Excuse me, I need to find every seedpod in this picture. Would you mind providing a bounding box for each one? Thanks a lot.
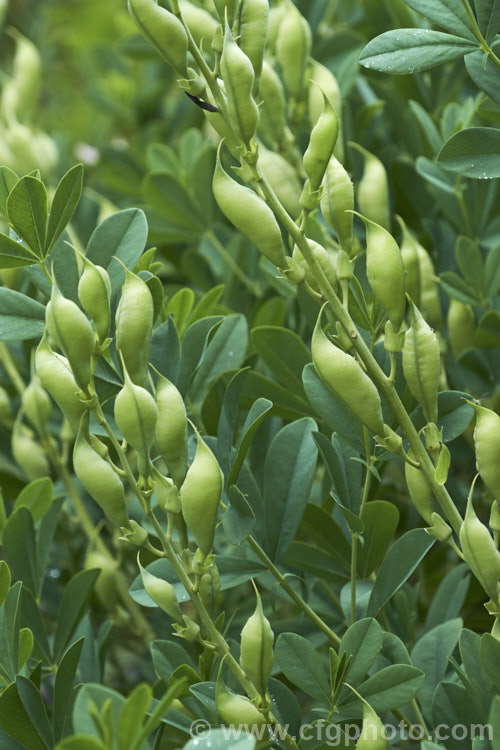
[240,585,274,698]
[216,666,267,726]
[35,333,87,432]
[128,0,188,76]
[472,404,500,502]
[460,484,500,604]
[155,373,188,487]
[138,554,182,621]
[115,266,154,387]
[403,300,440,425]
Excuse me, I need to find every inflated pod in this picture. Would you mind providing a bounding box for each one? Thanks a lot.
[267,1,286,54]
[308,60,343,162]
[85,551,119,611]
[178,0,218,46]
[78,256,111,344]
[138,556,182,621]
[220,23,259,145]
[9,31,41,119]
[258,148,301,219]
[179,431,223,559]
[236,0,269,94]
[73,431,129,528]
[114,363,158,478]
[257,61,287,147]
[275,0,311,98]
[216,673,267,726]
[292,239,337,293]
[128,0,188,76]
[35,333,87,432]
[460,493,500,603]
[473,404,500,502]
[22,376,51,435]
[352,143,390,231]
[214,0,238,25]
[240,588,274,698]
[320,157,354,256]
[357,214,406,332]
[416,244,443,329]
[405,455,434,524]
[311,309,385,435]
[115,267,154,387]
[156,374,188,487]
[303,93,338,192]
[402,301,440,424]
[12,422,50,481]
[356,701,388,750]
[396,216,421,304]
[448,299,475,360]
[213,146,286,268]
[199,563,220,617]
[46,283,95,390]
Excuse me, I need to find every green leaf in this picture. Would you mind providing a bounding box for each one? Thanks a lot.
[403,0,477,39]
[165,288,195,335]
[346,665,425,715]
[440,270,480,304]
[339,618,384,687]
[480,633,500,691]
[456,235,484,294]
[367,529,435,617]
[359,29,477,74]
[18,627,34,670]
[475,0,500,41]
[0,583,22,684]
[0,233,39,268]
[0,682,49,750]
[227,397,273,487]
[3,509,38,598]
[411,619,463,718]
[244,371,312,420]
[85,208,148,293]
[6,177,48,258]
[283,541,350,583]
[313,432,363,513]
[142,171,205,231]
[46,164,84,253]
[465,51,500,104]
[117,683,152,750]
[264,418,318,562]
[55,736,108,750]
[150,640,197,684]
[276,633,330,705]
[177,316,223,395]
[0,561,11,609]
[0,288,46,340]
[183,729,256,750]
[14,478,53,523]
[475,310,500,347]
[15,676,53,748]
[490,696,500,750]
[52,569,100,663]
[251,326,311,394]
[357,501,400,577]
[72,684,124,737]
[437,127,500,178]
[53,638,85,741]
[408,390,475,442]
[0,167,18,220]
[425,564,470,630]
[223,484,256,545]
[300,503,351,570]
[217,369,250,476]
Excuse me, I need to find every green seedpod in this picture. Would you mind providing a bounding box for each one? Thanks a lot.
[220,23,259,145]
[122,519,149,546]
[214,0,237,25]
[267,1,286,53]
[396,216,421,304]
[114,362,158,478]
[179,431,224,560]
[416,244,443,329]
[178,0,218,46]
[490,501,500,532]
[199,563,220,616]
[115,267,154,387]
[292,240,337,294]
[78,256,111,344]
[73,430,129,528]
[236,0,269,94]
[275,0,311,98]
[357,213,406,331]
[12,422,50,481]
[357,700,388,750]
[448,299,475,360]
[473,404,500,502]
[128,0,188,76]
[9,31,41,119]
[46,283,95,390]
[460,492,500,603]
[240,587,274,698]
[403,301,440,424]
[427,513,452,543]
[85,551,119,611]
[307,60,343,161]
[138,556,183,621]
[352,143,390,231]
[213,146,286,268]
[303,92,338,192]
[154,471,182,514]
[258,60,287,147]
[311,308,384,435]
[22,376,51,435]
[258,148,301,218]
[35,333,87,432]
[405,454,434,524]
[156,373,188,487]
[0,386,11,422]
[320,157,354,256]
[216,671,267,726]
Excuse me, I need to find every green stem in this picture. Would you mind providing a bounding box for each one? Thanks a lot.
[460,0,500,68]
[350,430,372,624]
[411,698,429,736]
[0,343,25,395]
[206,230,261,296]
[247,535,341,647]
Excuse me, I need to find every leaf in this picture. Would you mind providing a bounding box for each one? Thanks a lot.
[359,29,478,74]
[117,683,152,750]
[251,326,311,394]
[475,0,500,41]
[411,619,463,718]
[0,561,11,610]
[223,485,256,545]
[283,541,350,583]
[6,177,48,257]
[150,640,197,684]
[456,235,484,294]
[437,127,500,178]
[0,682,49,750]
[403,0,477,39]
[300,503,351,570]
[490,696,500,750]
[0,166,18,220]
[52,569,100,663]
[72,684,124,737]
[0,583,22,684]
[150,317,180,384]
[465,51,500,105]
[55,737,108,750]
[276,633,331,705]
[142,171,204,231]
[480,633,500,691]
[177,316,223,396]
[342,665,425,715]
[408,390,475,442]
[53,638,85,741]
[425,564,470,630]
[357,501,400,577]
[165,288,195,335]
[14,478,53,523]
[339,618,384,686]
[3,509,39,598]
[183,729,256,750]
[85,208,148,293]
[0,233,39,268]
[15,676,53,748]
[0,288,46,340]
[217,369,250,476]
[263,418,318,562]
[367,529,435,617]
[227,398,273,487]
[46,164,84,253]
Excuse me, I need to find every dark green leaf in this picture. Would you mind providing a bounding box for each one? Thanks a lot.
[0,167,18,220]
[3,509,38,597]
[217,369,250,476]
[465,51,500,104]
[14,478,53,523]
[7,177,48,257]
[403,0,477,39]
[283,541,350,583]
[53,638,85,741]
[0,233,38,268]
[480,633,500,691]
[0,682,49,750]
[251,326,311,394]
[408,390,475,441]
[411,619,462,717]
[343,665,425,716]
[437,127,500,178]
[52,569,100,662]
[177,316,223,396]
[227,398,273,487]
[475,0,500,41]
[223,485,256,545]
[300,503,351,570]
[276,633,330,705]
[15,676,53,748]
[0,288,46,340]
[339,618,384,687]
[142,172,204,231]
[357,501,400,577]
[46,164,84,253]
[150,317,180,384]
[0,583,22,684]
[425,564,470,630]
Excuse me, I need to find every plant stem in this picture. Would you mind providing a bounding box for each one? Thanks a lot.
[350,429,372,624]
[0,343,25,395]
[460,0,500,68]
[206,230,261,296]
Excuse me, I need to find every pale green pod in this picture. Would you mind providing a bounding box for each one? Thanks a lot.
[353,143,391,231]
[213,146,286,268]
[220,23,259,145]
[22,376,51,435]
[311,310,384,434]
[275,1,311,98]
[303,92,339,192]
[308,61,341,129]
[240,589,274,697]
[320,157,354,256]
[0,386,11,421]
[178,0,218,46]
[35,333,87,432]
[138,557,182,621]
[357,701,388,750]
[128,0,188,76]
[46,284,95,390]
[199,564,220,617]
[259,147,301,218]
[402,301,440,424]
[214,0,238,25]
[460,494,500,603]
[267,1,286,54]
[257,60,287,147]
[292,240,337,293]
[10,31,41,119]
[180,432,223,559]
[114,364,158,478]
[236,0,269,93]
[397,216,421,305]
[78,257,111,343]
[448,299,475,360]
[12,422,50,481]
[405,455,434,524]
[115,268,154,387]
[73,431,129,528]
[358,214,406,331]
[473,404,500,502]
[416,244,443,329]
[216,673,267,726]
[156,374,188,487]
